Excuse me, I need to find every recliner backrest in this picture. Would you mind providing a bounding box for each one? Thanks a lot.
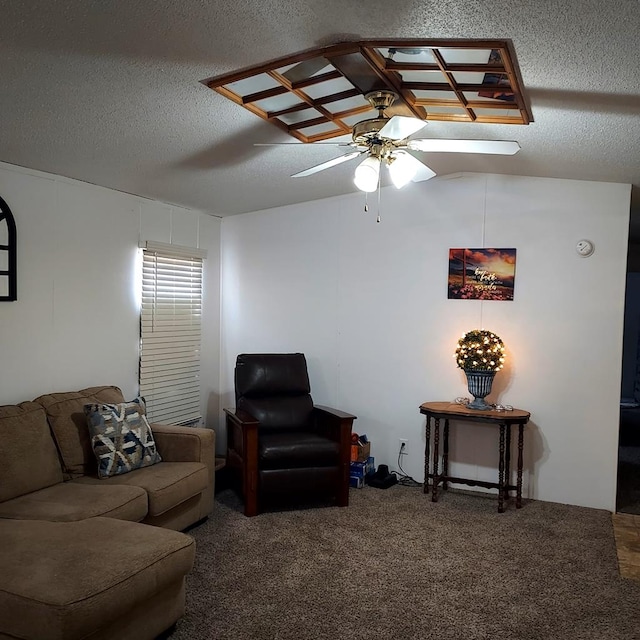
[235,353,313,431]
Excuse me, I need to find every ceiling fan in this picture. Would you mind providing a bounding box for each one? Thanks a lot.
[263,90,521,192]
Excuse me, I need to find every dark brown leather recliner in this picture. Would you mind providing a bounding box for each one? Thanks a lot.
[224,353,356,517]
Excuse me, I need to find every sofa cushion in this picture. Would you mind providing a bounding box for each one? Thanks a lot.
[73,461,208,517]
[0,517,195,640]
[0,402,63,502]
[0,481,147,522]
[84,397,162,478]
[33,386,125,478]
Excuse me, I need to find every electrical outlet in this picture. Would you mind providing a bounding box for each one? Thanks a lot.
[399,438,408,455]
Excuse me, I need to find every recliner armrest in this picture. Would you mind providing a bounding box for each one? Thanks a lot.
[314,405,357,421]
[223,407,259,427]
[312,405,356,448]
[224,408,259,457]
[223,407,260,516]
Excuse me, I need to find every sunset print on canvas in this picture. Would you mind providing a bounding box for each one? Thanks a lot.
[448,248,517,300]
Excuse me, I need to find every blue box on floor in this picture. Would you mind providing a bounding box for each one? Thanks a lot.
[350,457,375,480]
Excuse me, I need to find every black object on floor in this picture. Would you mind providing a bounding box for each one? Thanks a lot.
[366,464,398,489]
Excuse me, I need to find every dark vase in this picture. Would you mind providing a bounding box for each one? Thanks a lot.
[464,370,496,410]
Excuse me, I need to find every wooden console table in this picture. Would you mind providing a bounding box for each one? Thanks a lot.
[419,402,531,513]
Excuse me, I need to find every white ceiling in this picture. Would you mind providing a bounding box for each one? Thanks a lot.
[0,0,638,220]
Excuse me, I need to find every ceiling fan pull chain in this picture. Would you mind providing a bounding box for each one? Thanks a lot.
[364,192,369,213]
[376,170,382,223]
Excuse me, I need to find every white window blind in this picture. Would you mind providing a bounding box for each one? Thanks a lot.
[140,245,204,425]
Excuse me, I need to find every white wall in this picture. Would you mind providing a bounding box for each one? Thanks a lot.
[1,161,630,508]
[0,162,221,431]
[221,173,631,511]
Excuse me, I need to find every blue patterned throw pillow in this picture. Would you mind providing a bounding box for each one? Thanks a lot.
[84,397,162,478]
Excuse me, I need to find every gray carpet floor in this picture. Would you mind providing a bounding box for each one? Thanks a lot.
[170,486,640,640]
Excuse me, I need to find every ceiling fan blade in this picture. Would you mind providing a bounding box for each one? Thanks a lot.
[255,142,353,147]
[407,139,521,155]
[404,151,437,182]
[291,151,363,178]
[378,115,428,141]
[387,150,435,188]
[282,58,330,83]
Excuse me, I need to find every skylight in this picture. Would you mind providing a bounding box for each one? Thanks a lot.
[202,39,532,143]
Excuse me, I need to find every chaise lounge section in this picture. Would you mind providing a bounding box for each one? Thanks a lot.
[0,517,196,640]
[0,385,216,640]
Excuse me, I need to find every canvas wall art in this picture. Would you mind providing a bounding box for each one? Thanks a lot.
[448,248,517,301]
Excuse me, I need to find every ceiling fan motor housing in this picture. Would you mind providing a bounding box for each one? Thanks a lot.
[352,90,403,144]
[352,118,392,145]
[364,90,398,111]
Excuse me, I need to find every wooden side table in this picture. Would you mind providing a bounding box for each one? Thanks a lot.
[419,402,531,513]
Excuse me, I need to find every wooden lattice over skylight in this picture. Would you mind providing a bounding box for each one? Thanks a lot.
[202,39,533,143]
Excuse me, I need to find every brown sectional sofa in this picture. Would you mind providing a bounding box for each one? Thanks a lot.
[0,385,216,640]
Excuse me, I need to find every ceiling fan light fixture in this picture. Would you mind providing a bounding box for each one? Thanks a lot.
[354,156,381,192]
[388,151,418,189]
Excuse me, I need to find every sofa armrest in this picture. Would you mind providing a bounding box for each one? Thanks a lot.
[150,424,215,470]
[150,424,215,522]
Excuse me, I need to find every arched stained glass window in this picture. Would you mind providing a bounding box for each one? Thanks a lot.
[0,196,17,301]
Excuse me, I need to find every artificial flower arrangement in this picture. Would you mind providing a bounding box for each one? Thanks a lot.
[455,329,505,372]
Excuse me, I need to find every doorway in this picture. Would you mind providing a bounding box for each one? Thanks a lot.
[617,264,640,513]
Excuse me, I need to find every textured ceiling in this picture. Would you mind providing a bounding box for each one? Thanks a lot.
[0,0,638,219]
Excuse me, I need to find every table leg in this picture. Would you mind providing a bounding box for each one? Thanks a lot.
[431,418,440,503]
[517,424,524,508]
[504,423,512,501]
[442,419,450,490]
[424,417,431,493]
[498,423,506,513]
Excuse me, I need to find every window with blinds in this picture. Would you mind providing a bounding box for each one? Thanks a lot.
[140,242,206,425]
